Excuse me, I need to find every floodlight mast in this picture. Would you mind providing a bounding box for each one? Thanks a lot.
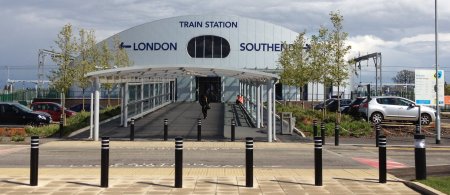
[350,52,382,95]
[37,49,62,97]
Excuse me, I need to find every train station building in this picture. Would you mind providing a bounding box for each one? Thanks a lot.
[86,15,350,141]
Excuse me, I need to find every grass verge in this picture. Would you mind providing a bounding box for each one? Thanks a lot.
[25,106,120,137]
[418,176,450,194]
[277,104,372,137]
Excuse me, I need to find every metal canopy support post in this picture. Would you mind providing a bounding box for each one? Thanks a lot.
[189,76,193,101]
[267,80,273,142]
[252,84,255,116]
[256,85,261,128]
[141,81,144,113]
[250,84,254,115]
[245,83,249,110]
[248,83,251,112]
[239,81,242,95]
[260,85,264,127]
[243,82,246,107]
[90,92,94,139]
[124,82,129,128]
[94,77,100,141]
[272,81,277,141]
[119,84,124,126]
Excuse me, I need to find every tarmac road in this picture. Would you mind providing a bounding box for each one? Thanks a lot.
[1,140,449,170]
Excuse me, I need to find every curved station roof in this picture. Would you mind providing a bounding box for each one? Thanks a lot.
[86,15,296,83]
[87,65,279,83]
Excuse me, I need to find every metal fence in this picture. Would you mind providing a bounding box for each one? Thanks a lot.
[0,89,119,103]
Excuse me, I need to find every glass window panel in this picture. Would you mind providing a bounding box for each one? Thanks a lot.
[204,36,213,58]
[213,36,222,58]
[187,38,196,57]
[188,35,230,58]
[195,37,203,58]
[222,37,230,58]
[144,84,149,98]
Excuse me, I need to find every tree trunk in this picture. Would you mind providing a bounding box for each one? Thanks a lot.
[337,84,341,124]
[82,88,85,112]
[107,88,111,107]
[311,83,315,110]
[323,82,327,119]
[61,91,66,126]
[300,86,304,109]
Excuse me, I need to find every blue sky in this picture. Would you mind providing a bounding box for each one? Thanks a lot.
[1,0,449,89]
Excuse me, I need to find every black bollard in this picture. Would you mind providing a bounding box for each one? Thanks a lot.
[231,119,236,142]
[175,137,183,188]
[379,135,387,183]
[30,136,39,186]
[313,119,318,137]
[197,118,202,141]
[320,122,326,145]
[59,117,64,138]
[414,134,427,180]
[314,136,322,186]
[130,118,135,141]
[415,123,420,134]
[375,123,381,147]
[164,118,168,141]
[101,137,109,188]
[246,137,254,187]
[335,123,340,146]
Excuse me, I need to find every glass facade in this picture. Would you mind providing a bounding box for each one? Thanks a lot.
[187,35,230,58]
[127,81,172,117]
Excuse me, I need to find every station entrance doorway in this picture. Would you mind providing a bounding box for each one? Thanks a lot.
[197,77,221,102]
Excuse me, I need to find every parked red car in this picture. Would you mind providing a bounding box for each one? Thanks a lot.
[31,102,76,121]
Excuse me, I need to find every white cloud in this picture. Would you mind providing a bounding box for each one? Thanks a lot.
[400,33,450,44]
[1,0,450,87]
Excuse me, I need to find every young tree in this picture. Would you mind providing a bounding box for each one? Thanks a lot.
[75,29,98,110]
[279,32,310,107]
[49,23,78,122]
[98,41,114,106]
[327,11,352,122]
[111,35,132,105]
[308,26,331,111]
[113,35,132,68]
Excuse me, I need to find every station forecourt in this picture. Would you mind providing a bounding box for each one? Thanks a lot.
[84,15,352,142]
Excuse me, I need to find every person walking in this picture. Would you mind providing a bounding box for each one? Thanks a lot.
[199,94,209,119]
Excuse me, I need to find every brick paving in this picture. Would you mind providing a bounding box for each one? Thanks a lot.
[0,168,421,194]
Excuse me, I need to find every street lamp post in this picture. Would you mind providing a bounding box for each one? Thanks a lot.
[435,0,441,144]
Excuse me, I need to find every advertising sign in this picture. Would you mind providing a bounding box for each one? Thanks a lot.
[415,69,444,105]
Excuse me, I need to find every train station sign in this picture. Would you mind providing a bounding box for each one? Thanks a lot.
[414,69,444,105]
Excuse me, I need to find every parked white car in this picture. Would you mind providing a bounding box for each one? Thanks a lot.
[358,96,436,125]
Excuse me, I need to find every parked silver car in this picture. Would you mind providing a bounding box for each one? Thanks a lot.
[359,96,436,125]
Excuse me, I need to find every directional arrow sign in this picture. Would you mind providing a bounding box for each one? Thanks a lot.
[120,42,131,49]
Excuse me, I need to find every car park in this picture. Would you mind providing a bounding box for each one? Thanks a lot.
[314,98,351,112]
[327,99,352,112]
[314,99,335,110]
[0,102,52,126]
[31,102,76,121]
[69,103,105,112]
[358,96,436,125]
[343,97,366,117]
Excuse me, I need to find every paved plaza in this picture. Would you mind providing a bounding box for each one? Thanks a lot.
[0,168,422,195]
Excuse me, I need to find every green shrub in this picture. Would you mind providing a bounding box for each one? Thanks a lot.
[11,134,25,142]
[25,106,120,137]
[278,104,372,137]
